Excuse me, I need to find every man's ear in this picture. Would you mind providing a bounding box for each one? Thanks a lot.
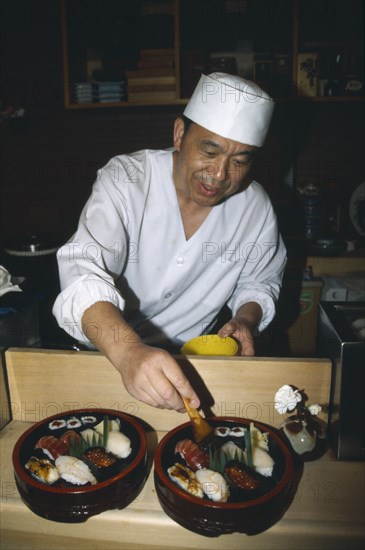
[173,117,185,151]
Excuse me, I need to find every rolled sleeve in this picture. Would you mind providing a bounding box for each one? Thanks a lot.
[52,275,125,343]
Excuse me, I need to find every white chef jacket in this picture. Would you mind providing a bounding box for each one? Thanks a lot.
[53,149,286,347]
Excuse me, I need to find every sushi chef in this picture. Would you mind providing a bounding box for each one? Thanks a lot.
[53,73,286,412]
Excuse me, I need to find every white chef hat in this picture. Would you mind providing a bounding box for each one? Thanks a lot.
[183,73,275,147]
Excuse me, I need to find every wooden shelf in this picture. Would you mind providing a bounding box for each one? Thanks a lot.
[61,0,364,109]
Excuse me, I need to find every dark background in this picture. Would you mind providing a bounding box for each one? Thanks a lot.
[0,0,364,351]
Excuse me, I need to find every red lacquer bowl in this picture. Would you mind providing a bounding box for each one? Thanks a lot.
[154,417,294,537]
[13,408,148,523]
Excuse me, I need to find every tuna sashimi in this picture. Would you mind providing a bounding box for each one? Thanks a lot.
[175,439,209,471]
[35,435,69,460]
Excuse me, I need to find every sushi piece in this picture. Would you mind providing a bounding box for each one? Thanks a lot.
[81,415,97,425]
[214,426,230,437]
[83,447,118,480]
[168,463,203,498]
[195,468,229,502]
[83,447,116,468]
[229,426,245,437]
[225,461,261,490]
[35,435,69,460]
[59,430,81,446]
[25,456,60,484]
[252,446,274,477]
[106,430,131,459]
[66,416,82,429]
[55,455,97,485]
[49,419,66,431]
[175,439,209,471]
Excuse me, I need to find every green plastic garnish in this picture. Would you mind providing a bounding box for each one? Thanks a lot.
[68,415,109,458]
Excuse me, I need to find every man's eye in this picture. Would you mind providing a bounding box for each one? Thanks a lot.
[203,150,216,157]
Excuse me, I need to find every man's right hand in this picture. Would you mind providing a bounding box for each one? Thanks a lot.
[81,301,200,412]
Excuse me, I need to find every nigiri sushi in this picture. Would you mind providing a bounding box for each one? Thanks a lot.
[106,430,131,459]
[55,455,97,485]
[59,430,81,446]
[175,439,209,471]
[252,446,274,477]
[195,468,229,502]
[168,463,203,498]
[25,456,60,484]
[35,435,69,460]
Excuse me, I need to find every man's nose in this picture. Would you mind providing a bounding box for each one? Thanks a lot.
[206,158,228,182]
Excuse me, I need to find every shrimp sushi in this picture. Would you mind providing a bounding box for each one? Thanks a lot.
[175,439,209,471]
[55,455,97,485]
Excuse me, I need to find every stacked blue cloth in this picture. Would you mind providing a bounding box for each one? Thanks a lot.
[97,81,127,102]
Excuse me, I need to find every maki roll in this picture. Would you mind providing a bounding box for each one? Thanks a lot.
[66,416,82,429]
[48,419,67,431]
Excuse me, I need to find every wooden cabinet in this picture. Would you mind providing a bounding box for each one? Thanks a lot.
[61,0,364,109]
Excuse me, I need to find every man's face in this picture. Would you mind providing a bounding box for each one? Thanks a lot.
[173,118,257,208]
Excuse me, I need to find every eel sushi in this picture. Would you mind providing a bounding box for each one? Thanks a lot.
[25,456,60,484]
[175,439,209,471]
[55,455,97,485]
[168,463,203,498]
[35,435,69,460]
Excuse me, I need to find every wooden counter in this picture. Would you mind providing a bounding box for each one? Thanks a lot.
[1,349,364,549]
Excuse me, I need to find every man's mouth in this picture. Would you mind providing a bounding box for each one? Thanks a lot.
[198,180,221,196]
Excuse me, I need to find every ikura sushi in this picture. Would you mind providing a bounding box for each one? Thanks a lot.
[25,456,60,484]
[35,435,69,460]
[82,447,118,480]
[168,463,203,498]
[224,461,261,491]
[175,439,209,471]
[55,455,97,485]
